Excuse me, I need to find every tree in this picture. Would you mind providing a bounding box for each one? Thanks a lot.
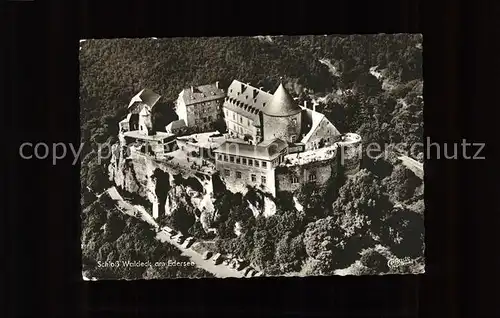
[302,216,345,274]
[332,169,393,237]
[169,206,196,234]
[359,249,390,274]
[384,164,422,202]
[274,232,306,273]
[251,230,275,269]
[382,207,425,259]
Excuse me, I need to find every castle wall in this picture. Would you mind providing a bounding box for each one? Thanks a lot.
[275,156,338,194]
[224,108,258,141]
[215,158,275,196]
[337,133,362,175]
[263,112,301,142]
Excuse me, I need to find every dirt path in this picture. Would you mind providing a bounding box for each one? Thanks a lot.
[156,230,246,278]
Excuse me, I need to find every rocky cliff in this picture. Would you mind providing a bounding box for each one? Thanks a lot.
[108,142,278,234]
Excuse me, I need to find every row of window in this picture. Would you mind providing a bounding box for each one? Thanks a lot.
[289,174,316,184]
[225,109,253,127]
[228,122,251,136]
[224,169,267,184]
[217,154,268,168]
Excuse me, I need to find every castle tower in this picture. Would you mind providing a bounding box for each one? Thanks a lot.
[262,83,302,143]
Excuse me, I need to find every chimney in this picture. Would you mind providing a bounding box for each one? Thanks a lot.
[304,100,308,108]
[216,81,220,89]
[259,86,264,91]
[190,86,194,93]
[313,103,316,112]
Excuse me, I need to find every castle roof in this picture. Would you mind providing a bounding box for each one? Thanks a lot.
[128,88,161,111]
[262,83,302,117]
[214,138,287,161]
[300,107,340,144]
[223,80,273,126]
[180,83,225,106]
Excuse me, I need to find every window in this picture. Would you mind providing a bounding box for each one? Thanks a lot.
[309,173,317,182]
[236,171,242,179]
[248,159,253,166]
[230,89,233,93]
[218,154,222,160]
[242,158,247,165]
[292,118,297,125]
[233,113,235,120]
[224,169,230,176]
[291,176,299,184]
[262,161,267,168]
[224,155,228,162]
[239,117,242,123]
[254,160,259,167]
[251,174,256,182]
[235,157,240,164]
[261,176,266,184]
[230,156,234,163]
[291,135,297,143]
[247,119,250,126]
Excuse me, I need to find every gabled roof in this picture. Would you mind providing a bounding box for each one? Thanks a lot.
[180,83,225,106]
[128,88,161,109]
[262,83,301,117]
[166,119,186,131]
[213,138,287,161]
[300,107,341,144]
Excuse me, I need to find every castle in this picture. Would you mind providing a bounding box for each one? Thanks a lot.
[117,80,362,215]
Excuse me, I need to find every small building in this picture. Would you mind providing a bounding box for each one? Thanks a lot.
[165,119,186,134]
[119,88,162,136]
[300,107,341,151]
[175,82,225,130]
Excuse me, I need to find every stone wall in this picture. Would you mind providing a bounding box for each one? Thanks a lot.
[263,112,302,142]
[275,156,338,194]
[215,159,275,196]
[337,133,363,175]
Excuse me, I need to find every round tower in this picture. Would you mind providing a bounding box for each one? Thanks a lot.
[262,83,302,143]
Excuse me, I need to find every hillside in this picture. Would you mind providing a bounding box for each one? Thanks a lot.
[80,34,425,278]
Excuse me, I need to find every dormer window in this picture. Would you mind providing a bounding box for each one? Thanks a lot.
[263,102,266,107]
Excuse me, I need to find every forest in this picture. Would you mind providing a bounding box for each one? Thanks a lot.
[80,34,424,277]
